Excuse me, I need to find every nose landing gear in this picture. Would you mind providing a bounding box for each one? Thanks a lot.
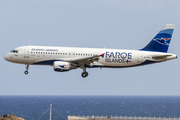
[24,64,29,75]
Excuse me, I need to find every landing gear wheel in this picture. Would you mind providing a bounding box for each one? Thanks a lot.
[24,70,28,75]
[85,72,88,76]
[81,72,88,78]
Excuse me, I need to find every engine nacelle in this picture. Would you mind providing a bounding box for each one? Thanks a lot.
[53,61,71,72]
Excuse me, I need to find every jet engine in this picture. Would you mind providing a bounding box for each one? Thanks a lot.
[53,61,71,72]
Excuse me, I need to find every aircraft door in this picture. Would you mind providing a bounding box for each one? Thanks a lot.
[137,52,143,62]
[24,47,29,58]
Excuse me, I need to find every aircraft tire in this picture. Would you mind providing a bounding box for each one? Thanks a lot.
[24,71,28,75]
[85,72,88,76]
[81,72,88,78]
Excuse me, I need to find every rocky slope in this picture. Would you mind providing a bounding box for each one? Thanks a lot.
[0,114,25,120]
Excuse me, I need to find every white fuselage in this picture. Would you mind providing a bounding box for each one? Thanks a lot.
[4,24,177,78]
[4,46,177,68]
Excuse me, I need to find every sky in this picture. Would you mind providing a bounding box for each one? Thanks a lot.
[0,0,180,96]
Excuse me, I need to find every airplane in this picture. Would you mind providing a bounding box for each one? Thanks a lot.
[4,24,177,78]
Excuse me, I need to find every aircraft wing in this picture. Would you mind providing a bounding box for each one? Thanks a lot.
[66,53,105,65]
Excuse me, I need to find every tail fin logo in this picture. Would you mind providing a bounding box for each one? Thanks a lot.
[153,38,170,45]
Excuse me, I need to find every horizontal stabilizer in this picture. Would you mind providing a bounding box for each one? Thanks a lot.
[152,55,172,60]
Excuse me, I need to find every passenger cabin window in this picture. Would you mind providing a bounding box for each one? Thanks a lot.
[10,50,18,53]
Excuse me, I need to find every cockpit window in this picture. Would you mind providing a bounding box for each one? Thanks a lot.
[10,50,18,53]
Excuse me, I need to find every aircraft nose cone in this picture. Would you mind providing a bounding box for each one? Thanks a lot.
[4,54,10,61]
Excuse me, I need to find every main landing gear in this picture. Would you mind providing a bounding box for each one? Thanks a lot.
[24,64,29,75]
[80,65,88,78]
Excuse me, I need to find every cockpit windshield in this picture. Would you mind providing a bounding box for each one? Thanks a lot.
[10,50,18,53]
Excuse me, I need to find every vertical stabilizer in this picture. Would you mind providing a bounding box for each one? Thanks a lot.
[141,24,175,53]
